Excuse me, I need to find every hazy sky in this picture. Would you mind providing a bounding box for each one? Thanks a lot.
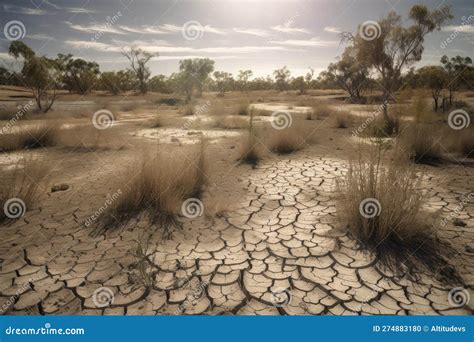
[0,0,473,78]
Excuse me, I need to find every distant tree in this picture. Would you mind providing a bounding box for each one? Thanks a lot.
[8,41,60,113]
[320,47,369,102]
[441,55,473,105]
[342,5,452,132]
[148,74,173,93]
[213,71,233,95]
[273,66,291,92]
[237,70,253,92]
[100,70,136,95]
[176,58,215,101]
[122,46,157,94]
[63,58,100,94]
[417,66,447,110]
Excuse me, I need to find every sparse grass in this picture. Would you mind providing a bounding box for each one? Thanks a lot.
[444,127,474,158]
[234,100,250,116]
[238,110,262,166]
[0,157,49,222]
[398,123,444,165]
[334,111,351,128]
[336,143,462,285]
[0,122,59,152]
[102,137,207,236]
[180,104,195,116]
[211,115,248,129]
[119,102,138,112]
[266,122,307,154]
[56,124,116,151]
[312,103,333,119]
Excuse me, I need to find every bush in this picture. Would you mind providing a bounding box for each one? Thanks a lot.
[211,116,248,129]
[102,137,207,236]
[336,144,462,285]
[266,122,307,154]
[180,104,195,116]
[156,98,181,106]
[0,157,48,222]
[335,111,351,128]
[398,123,444,165]
[238,110,262,166]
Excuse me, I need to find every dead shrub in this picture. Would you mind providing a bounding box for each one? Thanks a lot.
[211,115,248,129]
[336,143,462,285]
[334,111,351,128]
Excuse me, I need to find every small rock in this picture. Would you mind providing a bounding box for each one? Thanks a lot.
[51,184,69,193]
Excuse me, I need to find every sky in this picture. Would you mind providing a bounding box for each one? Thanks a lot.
[0,0,473,78]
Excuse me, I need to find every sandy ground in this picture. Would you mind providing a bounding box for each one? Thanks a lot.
[0,90,472,315]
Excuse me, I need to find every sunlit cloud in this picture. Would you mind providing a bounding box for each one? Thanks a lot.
[66,22,126,35]
[324,26,342,34]
[119,25,170,34]
[442,24,474,33]
[271,25,309,34]
[233,28,269,37]
[2,4,50,15]
[271,37,338,47]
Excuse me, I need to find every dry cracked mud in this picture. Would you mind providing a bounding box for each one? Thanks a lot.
[1,143,472,316]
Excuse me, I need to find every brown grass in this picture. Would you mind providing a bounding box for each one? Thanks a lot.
[336,143,462,285]
[398,123,444,165]
[334,111,351,128]
[0,157,49,222]
[312,103,333,119]
[180,104,195,116]
[55,124,117,151]
[211,115,248,129]
[0,122,59,152]
[102,137,207,235]
[238,110,263,166]
[266,121,307,154]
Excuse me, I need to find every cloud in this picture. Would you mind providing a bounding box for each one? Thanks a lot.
[119,26,170,34]
[233,28,269,37]
[442,24,474,33]
[271,37,338,47]
[66,22,126,35]
[27,33,54,41]
[161,24,226,35]
[271,25,309,34]
[66,7,98,14]
[2,4,49,15]
[324,26,342,34]
[64,40,295,54]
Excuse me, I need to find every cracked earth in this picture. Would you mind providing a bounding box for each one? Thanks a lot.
[0,105,473,316]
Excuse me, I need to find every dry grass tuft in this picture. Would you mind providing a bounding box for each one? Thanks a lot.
[398,123,444,165]
[312,103,333,119]
[266,122,307,154]
[0,122,60,153]
[102,137,207,236]
[238,110,263,166]
[180,104,195,116]
[334,111,351,128]
[211,115,248,129]
[336,143,462,285]
[56,124,117,151]
[0,157,49,222]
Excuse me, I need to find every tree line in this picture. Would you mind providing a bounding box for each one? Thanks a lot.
[0,4,472,120]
